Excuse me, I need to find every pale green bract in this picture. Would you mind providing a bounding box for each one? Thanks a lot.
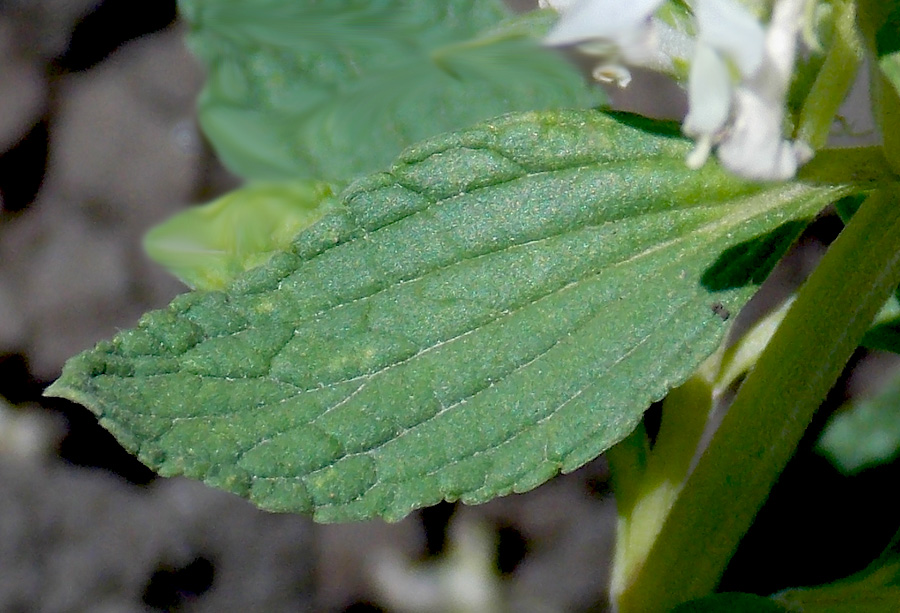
[179,0,604,182]
[47,110,851,522]
[143,181,337,291]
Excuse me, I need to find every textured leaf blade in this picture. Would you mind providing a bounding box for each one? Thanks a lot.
[48,110,851,522]
[178,0,603,181]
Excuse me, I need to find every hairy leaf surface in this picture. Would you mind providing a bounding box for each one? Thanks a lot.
[178,0,603,182]
[48,111,851,521]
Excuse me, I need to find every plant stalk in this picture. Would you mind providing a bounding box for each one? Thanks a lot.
[796,0,863,149]
[614,185,900,612]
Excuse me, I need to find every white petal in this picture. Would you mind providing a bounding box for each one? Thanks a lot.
[683,43,732,138]
[716,88,811,180]
[686,134,715,169]
[693,0,766,77]
[715,0,810,180]
[762,0,807,90]
[654,21,695,68]
[545,0,665,47]
[538,0,577,11]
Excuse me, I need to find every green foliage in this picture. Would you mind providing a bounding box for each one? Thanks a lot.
[670,593,787,613]
[862,0,900,172]
[144,181,337,290]
[47,110,847,522]
[179,0,603,182]
[817,367,900,474]
[773,543,900,612]
[862,316,900,354]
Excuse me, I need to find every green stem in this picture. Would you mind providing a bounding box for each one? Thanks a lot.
[607,422,650,518]
[714,297,793,393]
[857,0,900,175]
[615,185,900,613]
[609,356,718,602]
[796,0,863,149]
[610,300,790,605]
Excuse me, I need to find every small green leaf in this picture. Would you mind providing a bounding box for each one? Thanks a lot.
[774,544,900,612]
[670,593,787,613]
[144,181,337,290]
[863,0,900,172]
[47,110,853,522]
[862,317,900,354]
[179,0,603,182]
[817,366,900,474]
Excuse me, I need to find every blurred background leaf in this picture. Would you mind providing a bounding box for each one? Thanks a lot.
[178,0,604,182]
[817,365,900,475]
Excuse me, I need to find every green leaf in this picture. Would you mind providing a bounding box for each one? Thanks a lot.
[178,0,603,182]
[670,593,787,613]
[46,110,853,522]
[144,180,337,290]
[861,0,900,172]
[774,544,900,612]
[817,366,900,474]
[862,316,900,354]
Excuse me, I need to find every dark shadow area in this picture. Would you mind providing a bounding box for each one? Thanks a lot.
[722,453,900,595]
[143,556,215,611]
[604,110,684,140]
[52,0,178,74]
[46,395,157,485]
[720,356,900,595]
[0,353,44,404]
[875,3,900,56]
[643,400,664,445]
[2,350,156,484]
[701,220,810,292]
[496,523,529,575]
[584,471,612,500]
[0,117,49,214]
[420,500,458,558]
[861,319,900,354]
[342,603,387,613]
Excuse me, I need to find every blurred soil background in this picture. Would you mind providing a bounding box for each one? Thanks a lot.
[0,1,899,612]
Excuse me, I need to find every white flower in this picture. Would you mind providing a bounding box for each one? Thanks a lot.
[682,0,766,169]
[544,0,668,87]
[544,0,813,181]
[715,0,814,180]
[538,0,578,11]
